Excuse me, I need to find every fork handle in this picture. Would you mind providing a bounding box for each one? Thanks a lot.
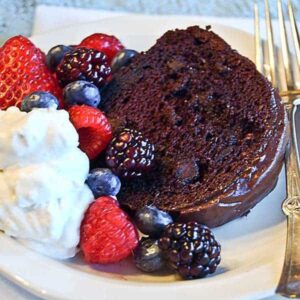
[276,212,300,298]
[276,103,300,298]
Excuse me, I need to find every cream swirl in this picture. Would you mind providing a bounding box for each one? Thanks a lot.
[0,107,94,259]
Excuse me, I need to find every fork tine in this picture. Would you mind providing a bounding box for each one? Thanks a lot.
[288,0,300,70]
[254,3,263,74]
[278,0,293,89]
[265,0,277,87]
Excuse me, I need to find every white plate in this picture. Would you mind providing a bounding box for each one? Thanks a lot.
[0,15,287,300]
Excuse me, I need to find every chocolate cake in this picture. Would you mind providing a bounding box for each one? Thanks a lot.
[101,26,288,227]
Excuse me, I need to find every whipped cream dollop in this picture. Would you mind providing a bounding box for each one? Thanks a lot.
[0,107,94,259]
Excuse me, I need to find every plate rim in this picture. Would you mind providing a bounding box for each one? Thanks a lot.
[0,15,284,300]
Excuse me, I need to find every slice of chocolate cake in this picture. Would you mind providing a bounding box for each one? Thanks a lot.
[101,26,288,227]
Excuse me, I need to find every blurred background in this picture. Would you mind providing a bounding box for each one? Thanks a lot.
[1,0,299,43]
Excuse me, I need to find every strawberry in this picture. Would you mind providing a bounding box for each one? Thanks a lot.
[79,33,124,64]
[80,196,138,264]
[0,36,62,109]
[69,105,112,160]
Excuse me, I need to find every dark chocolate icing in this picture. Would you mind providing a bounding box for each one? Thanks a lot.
[101,26,288,227]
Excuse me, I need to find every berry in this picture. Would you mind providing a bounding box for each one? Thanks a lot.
[111,49,138,73]
[158,222,221,280]
[80,196,138,264]
[175,158,200,184]
[0,36,62,110]
[56,47,111,88]
[79,33,124,64]
[21,91,59,112]
[134,205,173,237]
[86,168,121,197]
[63,80,101,108]
[133,237,165,273]
[46,45,73,72]
[69,105,112,160]
[105,128,155,179]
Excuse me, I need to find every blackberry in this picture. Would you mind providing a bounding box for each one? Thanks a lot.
[158,222,221,280]
[105,128,155,179]
[56,47,111,88]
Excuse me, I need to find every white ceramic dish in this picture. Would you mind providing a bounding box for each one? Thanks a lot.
[0,15,287,300]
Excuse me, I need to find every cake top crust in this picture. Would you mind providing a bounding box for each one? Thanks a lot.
[101,26,286,213]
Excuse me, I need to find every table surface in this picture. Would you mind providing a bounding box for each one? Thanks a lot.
[1,0,300,43]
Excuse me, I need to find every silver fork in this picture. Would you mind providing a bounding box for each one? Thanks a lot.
[255,0,300,298]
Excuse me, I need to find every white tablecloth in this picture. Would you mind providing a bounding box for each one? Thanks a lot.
[0,5,286,300]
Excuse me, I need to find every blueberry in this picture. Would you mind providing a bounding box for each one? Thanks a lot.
[21,91,59,112]
[111,49,138,73]
[134,237,165,272]
[46,45,73,72]
[63,80,101,107]
[134,205,173,237]
[86,168,121,197]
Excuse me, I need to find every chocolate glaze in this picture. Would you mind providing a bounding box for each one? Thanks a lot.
[177,104,288,227]
[101,26,288,227]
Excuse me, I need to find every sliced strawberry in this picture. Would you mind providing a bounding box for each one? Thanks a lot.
[0,36,62,109]
[69,105,112,159]
[80,196,138,264]
[79,33,124,64]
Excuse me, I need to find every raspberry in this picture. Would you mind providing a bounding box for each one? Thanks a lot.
[105,128,155,179]
[158,222,221,280]
[0,36,62,110]
[79,33,124,64]
[56,47,111,88]
[80,196,138,264]
[69,105,112,160]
